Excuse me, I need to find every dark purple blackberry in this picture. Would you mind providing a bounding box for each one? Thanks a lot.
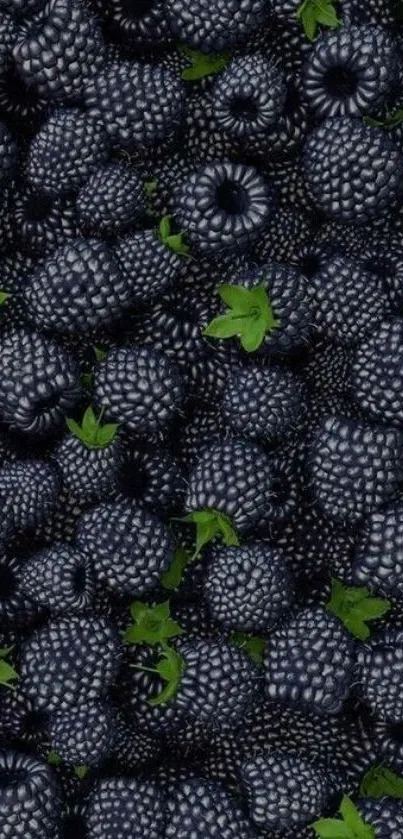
[204,542,294,633]
[108,713,162,773]
[264,606,356,715]
[0,750,62,839]
[302,25,400,119]
[254,206,313,265]
[185,439,277,533]
[13,0,105,103]
[0,11,17,76]
[47,700,116,767]
[0,459,60,533]
[26,109,111,198]
[166,0,268,53]
[99,0,171,48]
[93,346,184,436]
[165,778,255,839]
[243,80,311,161]
[342,0,396,25]
[19,615,122,712]
[315,220,369,259]
[173,160,274,255]
[85,778,166,839]
[369,716,403,773]
[351,320,403,426]
[117,443,184,514]
[76,163,145,237]
[0,63,50,133]
[359,240,403,306]
[357,628,403,723]
[0,553,40,628]
[31,486,92,547]
[211,54,286,139]
[264,152,317,213]
[11,187,77,256]
[25,238,132,335]
[178,404,228,470]
[20,543,94,614]
[357,799,403,838]
[308,416,403,525]
[309,255,391,345]
[76,500,174,597]
[0,121,17,186]
[303,117,403,224]
[241,751,335,832]
[0,251,36,331]
[113,228,184,306]
[221,364,303,443]
[352,502,403,599]
[142,152,194,217]
[53,420,123,503]
[181,90,241,165]
[84,61,184,152]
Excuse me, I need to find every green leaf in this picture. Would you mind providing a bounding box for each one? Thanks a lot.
[0,646,13,658]
[80,372,93,391]
[0,292,10,305]
[0,647,18,689]
[66,406,118,449]
[162,546,192,590]
[204,312,245,340]
[204,284,279,353]
[144,179,158,196]
[165,233,190,257]
[178,44,231,81]
[217,283,257,311]
[313,796,375,839]
[312,820,354,838]
[74,765,89,780]
[239,317,268,353]
[124,600,185,646]
[82,405,97,438]
[231,631,266,667]
[177,509,239,560]
[93,346,107,363]
[159,215,171,241]
[296,0,341,41]
[47,751,62,767]
[360,765,403,799]
[364,108,403,129]
[340,797,369,835]
[96,424,119,447]
[326,578,390,640]
[148,645,184,706]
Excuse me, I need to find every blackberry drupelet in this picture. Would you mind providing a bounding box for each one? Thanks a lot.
[47,700,116,767]
[356,799,403,839]
[211,54,287,139]
[0,750,62,839]
[164,778,256,839]
[20,543,94,613]
[76,163,145,238]
[166,0,269,53]
[85,778,166,839]
[351,319,403,426]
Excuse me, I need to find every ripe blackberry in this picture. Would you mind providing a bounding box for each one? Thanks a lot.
[211,54,287,139]
[0,554,40,628]
[85,61,184,152]
[352,502,403,598]
[20,543,94,613]
[0,750,62,839]
[308,416,403,524]
[13,0,105,103]
[48,700,116,767]
[302,25,400,119]
[11,187,77,256]
[76,500,174,597]
[359,240,403,306]
[166,0,268,53]
[85,778,166,839]
[204,542,294,633]
[303,117,403,224]
[0,458,60,532]
[244,81,310,162]
[0,0,46,14]
[351,319,403,426]
[0,121,18,186]
[76,163,145,238]
[264,606,356,715]
[0,11,17,76]
[113,229,184,307]
[98,0,171,48]
[117,443,184,514]
[173,160,274,255]
[165,778,256,839]
[181,90,241,165]
[93,346,184,436]
[108,712,162,773]
[25,238,132,335]
[19,614,122,712]
[254,206,313,265]
[178,404,228,470]
[221,364,303,443]
[53,424,123,503]
[357,799,403,838]
[26,109,111,198]
[341,0,396,25]
[0,63,50,134]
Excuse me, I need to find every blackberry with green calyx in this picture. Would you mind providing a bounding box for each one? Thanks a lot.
[113,221,186,307]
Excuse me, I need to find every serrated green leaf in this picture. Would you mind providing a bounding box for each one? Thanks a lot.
[148,645,184,706]
[327,578,390,640]
[82,405,97,438]
[204,313,244,340]
[124,600,184,646]
[74,765,89,780]
[217,283,256,312]
[47,750,62,766]
[159,215,171,241]
[96,424,119,447]
[0,292,10,305]
[0,659,18,687]
[360,765,403,799]
[93,346,107,363]
[340,797,368,835]
[66,416,84,439]
[297,0,341,41]
[162,547,191,590]
[301,5,319,39]
[178,45,230,81]
[176,509,239,560]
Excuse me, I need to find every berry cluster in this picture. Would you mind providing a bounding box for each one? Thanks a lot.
[1,0,403,837]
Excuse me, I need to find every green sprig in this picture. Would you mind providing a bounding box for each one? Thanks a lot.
[326,578,390,641]
[312,795,375,839]
[230,631,266,667]
[0,647,18,690]
[296,0,341,41]
[175,509,239,560]
[158,215,190,257]
[134,643,184,707]
[204,284,279,352]
[66,406,118,450]
[360,765,403,799]
[178,44,231,81]
[124,600,185,646]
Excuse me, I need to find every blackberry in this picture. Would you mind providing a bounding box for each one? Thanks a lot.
[47,700,116,767]
[0,0,46,14]
[173,160,274,255]
[0,121,18,186]
[76,500,174,597]
[211,54,287,139]
[108,713,162,773]
[166,0,269,53]
[341,0,396,25]
[264,152,317,213]
[178,404,227,470]
[0,11,17,77]
[357,799,403,839]
[254,206,313,265]
[0,63,50,134]
[308,416,403,524]
[113,228,184,307]
[85,778,166,839]
[25,238,132,335]
[240,751,335,832]
[98,0,171,48]
[19,614,122,712]
[0,553,40,628]
[359,240,403,306]
[204,542,294,633]
[117,443,184,514]
[165,778,256,839]
[351,319,403,426]
[245,81,310,162]
[221,364,304,443]
[264,606,356,715]
[302,25,400,119]
[11,188,77,256]
[93,346,184,436]
[53,419,123,503]
[181,90,241,165]
[84,61,184,152]
[76,163,145,238]
[20,543,94,613]
[26,109,111,198]
[352,501,403,598]
[0,459,60,532]
[303,117,403,224]
[0,750,62,839]
[357,629,403,723]
[13,0,105,103]
[185,438,277,532]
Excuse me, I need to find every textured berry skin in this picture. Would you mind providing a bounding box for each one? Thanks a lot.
[357,799,403,839]
[165,779,256,839]
[0,750,62,839]
[20,543,94,613]
[308,416,403,524]
[352,502,403,598]
[303,118,403,224]
[302,25,400,119]
[0,0,46,13]
[351,320,403,426]
[76,163,145,237]
[26,109,111,198]
[13,0,105,103]
[53,431,123,503]
[118,444,184,514]
[254,206,312,265]
[48,700,116,766]
[310,255,390,345]
[85,778,166,839]
[212,55,286,139]
[241,751,333,832]
[0,121,17,186]
[264,607,356,715]
[94,347,184,436]
[11,189,77,256]
[113,230,183,306]
[85,61,184,152]
[0,554,40,627]
[357,629,403,723]
[76,500,174,597]
[19,615,122,712]
[25,238,131,334]
[98,0,171,48]
[221,364,303,443]
[185,439,277,532]
[0,459,60,532]
[204,542,294,633]
[166,0,268,53]
[173,161,274,255]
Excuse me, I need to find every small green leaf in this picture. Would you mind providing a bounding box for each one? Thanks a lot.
[47,751,62,767]
[297,0,341,41]
[148,645,184,706]
[177,509,239,560]
[165,233,190,257]
[204,284,279,353]
[124,600,185,646]
[0,647,18,689]
[204,312,245,341]
[0,292,10,305]
[93,346,107,363]
[239,317,268,353]
[82,405,97,438]
[327,578,390,640]
[80,372,93,391]
[144,179,158,196]
[66,406,118,449]
[74,765,89,780]
[360,765,403,799]
[159,215,171,241]
[162,547,192,590]
[178,44,231,81]
[364,109,403,129]
[340,797,369,835]
[217,283,256,311]
[231,631,266,667]
[312,796,375,839]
